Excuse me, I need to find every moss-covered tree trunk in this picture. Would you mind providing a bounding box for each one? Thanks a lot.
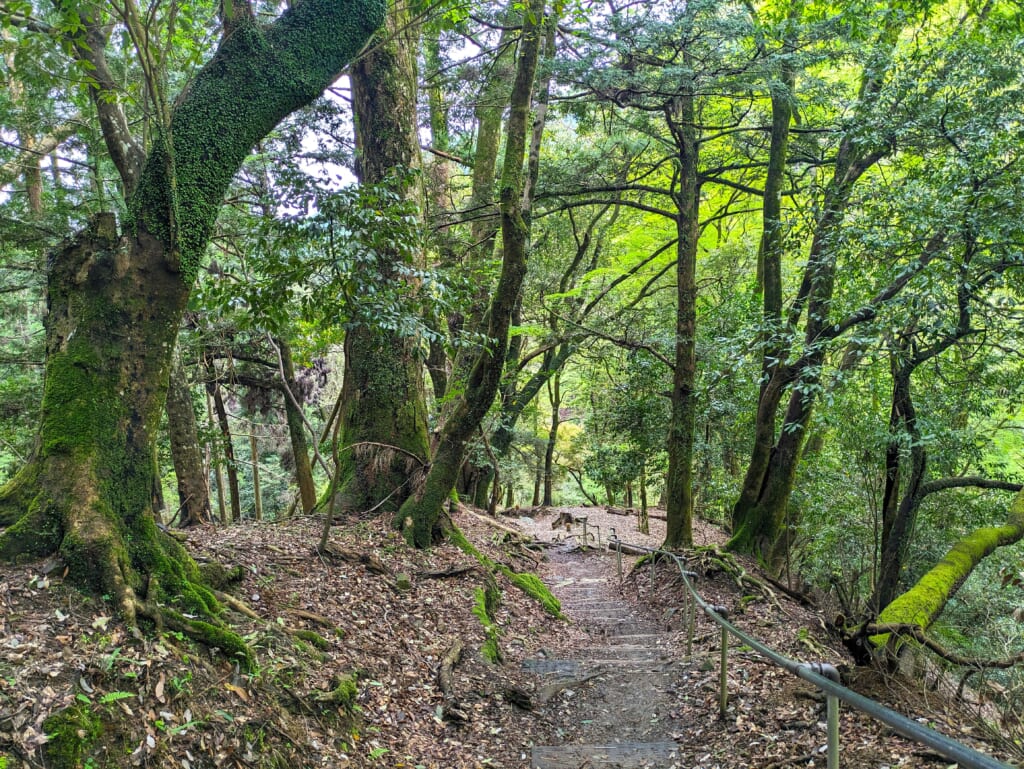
[876,488,1024,635]
[0,0,384,621]
[663,81,699,551]
[729,22,899,566]
[335,0,431,516]
[395,0,547,546]
[166,350,212,526]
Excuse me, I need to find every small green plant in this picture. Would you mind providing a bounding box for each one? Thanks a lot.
[98,691,135,705]
[170,671,192,695]
[368,746,390,760]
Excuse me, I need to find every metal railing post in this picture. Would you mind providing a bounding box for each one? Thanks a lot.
[582,517,588,547]
[687,595,695,657]
[827,692,839,769]
[615,537,622,582]
[710,605,730,719]
[650,552,656,597]
[798,663,841,769]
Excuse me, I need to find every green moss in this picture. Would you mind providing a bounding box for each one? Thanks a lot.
[161,609,254,670]
[503,570,563,618]
[42,704,103,769]
[198,562,245,590]
[294,630,330,650]
[320,673,359,713]
[448,525,563,618]
[472,586,502,664]
[873,514,1022,647]
[0,501,56,562]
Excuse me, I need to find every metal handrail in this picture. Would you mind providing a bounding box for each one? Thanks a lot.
[604,535,1013,769]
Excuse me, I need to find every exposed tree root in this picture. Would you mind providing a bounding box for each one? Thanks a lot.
[692,545,784,612]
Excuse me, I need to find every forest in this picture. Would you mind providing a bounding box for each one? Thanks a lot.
[1,0,1024,765]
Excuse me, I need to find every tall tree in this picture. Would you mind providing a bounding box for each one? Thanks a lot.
[336,0,432,516]
[396,0,548,546]
[0,0,384,630]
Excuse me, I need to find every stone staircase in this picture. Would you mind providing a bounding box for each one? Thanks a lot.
[523,548,686,768]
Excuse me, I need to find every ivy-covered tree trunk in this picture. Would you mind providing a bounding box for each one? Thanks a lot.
[663,83,699,551]
[395,0,546,546]
[336,0,431,516]
[0,0,384,623]
[166,350,212,526]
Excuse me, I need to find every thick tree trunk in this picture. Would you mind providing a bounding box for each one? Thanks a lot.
[663,84,699,550]
[395,0,546,546]
[166,350,212,526]
[0,215,208,620]
[337,0,431,516]
[0,0,384,625]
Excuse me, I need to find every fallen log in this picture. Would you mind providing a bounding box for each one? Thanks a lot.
[604,506,668,522]
[605,539,650,556]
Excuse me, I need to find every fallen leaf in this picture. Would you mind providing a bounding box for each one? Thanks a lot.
[224,683,249,702]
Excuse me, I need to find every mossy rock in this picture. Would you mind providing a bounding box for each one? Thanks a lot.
[42,704,103,769]
[197,561,245,590]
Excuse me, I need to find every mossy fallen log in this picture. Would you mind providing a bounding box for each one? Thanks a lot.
[873,488,1024,646]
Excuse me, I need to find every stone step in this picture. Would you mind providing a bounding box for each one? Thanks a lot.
[551,578,610,588]
[531,741,679,768]
[580,622,659,637]
[522,658,581,677]
[567,607,633,619]
[578,645,671,658]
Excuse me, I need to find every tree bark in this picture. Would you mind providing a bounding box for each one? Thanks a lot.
[278,340,317,513]
[663,80,699,550]
[337,0,432,516]
[542,371,561,507]
[205,362,242,522]
[729,18,902,566]
[166,350,212,526]
[395,0,547,546]
[0,0,384,624]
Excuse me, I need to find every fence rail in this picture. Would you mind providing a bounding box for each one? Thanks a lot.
[598,533,1013,769]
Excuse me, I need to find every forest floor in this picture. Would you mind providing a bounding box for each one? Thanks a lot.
[0,505,1017,768]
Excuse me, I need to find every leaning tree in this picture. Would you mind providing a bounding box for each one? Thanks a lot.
[0,0,384,631]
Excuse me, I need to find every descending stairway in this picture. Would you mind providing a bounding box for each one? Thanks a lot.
[524,545,686,769]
